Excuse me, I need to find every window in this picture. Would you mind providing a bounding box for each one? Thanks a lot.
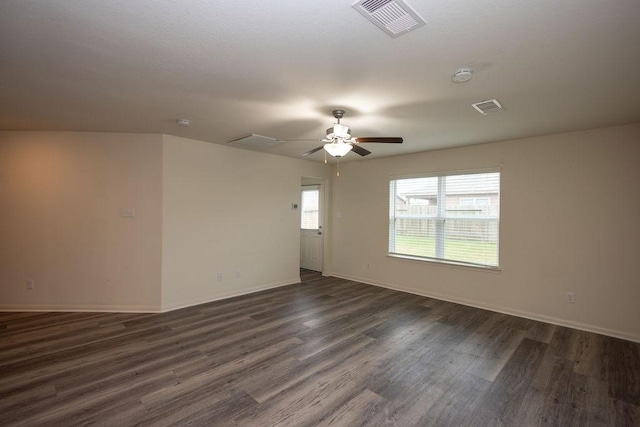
[301,187,320,229]
[389,170,500,268]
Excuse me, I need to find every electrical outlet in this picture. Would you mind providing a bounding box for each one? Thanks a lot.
[26,279,35,290]
[217,272,224,282]
[566,292,576,304]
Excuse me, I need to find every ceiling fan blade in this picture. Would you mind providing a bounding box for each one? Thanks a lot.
[354,137,403,144]
[350,144,372,156]
[301,146,324,156]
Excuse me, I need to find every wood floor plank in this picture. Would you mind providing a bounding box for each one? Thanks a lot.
[435,301,491,330]
[612,398,640,427]
[233,358,371,426]
[139,388,258,427]
[71,399,150,427]
[142,314,258,347]
[317,389,390,427]
[5,371,178,426]
[373,350,480,425]
[418,371,492,426]
[537,355,575,425]
[0,383,57,415]
[190,330,304,376]
[582,376,617,426]
[0,322,127,365]
[559,373,617,427]
[574,331,610,381]
[54,348,204,394]
[196,315,310,357]
[513,349,559,425]
[1,271,638,426]
[550,326,584,361]
[0,325,171,381]
[462,322,528,382]
[606,336,640,406]
[469,338,548,426]
[289,316,386,361]
[237,333,376,404]
[526,321,558,344]
[361,303,437,339]
[168,337,303,392]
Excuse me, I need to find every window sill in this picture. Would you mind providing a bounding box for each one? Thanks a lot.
[387,253,501,273]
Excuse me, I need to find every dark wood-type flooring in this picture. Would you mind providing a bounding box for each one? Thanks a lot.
[1,271,639,426]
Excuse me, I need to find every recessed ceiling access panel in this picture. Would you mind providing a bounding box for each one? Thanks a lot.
[226,134,281,150]
[352,0,425,38]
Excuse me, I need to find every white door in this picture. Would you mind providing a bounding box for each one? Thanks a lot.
[300,185,324,272]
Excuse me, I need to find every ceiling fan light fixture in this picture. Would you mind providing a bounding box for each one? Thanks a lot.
[323,142,353,157]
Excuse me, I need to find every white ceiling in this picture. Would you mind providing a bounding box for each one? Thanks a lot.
[1,0,640,162]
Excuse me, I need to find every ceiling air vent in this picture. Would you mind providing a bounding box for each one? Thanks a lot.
[227,134,281,150]
[352,0,426,38]
[471,99,505,115]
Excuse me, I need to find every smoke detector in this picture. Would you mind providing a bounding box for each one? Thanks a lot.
[452,68,473,83]
[177,119,191,127]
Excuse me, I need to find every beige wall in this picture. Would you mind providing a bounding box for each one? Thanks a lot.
[0,132,163,311]
[2,126,638,342]
[0,131,330,312]
[327,124,640,342]
[160,135,330,310]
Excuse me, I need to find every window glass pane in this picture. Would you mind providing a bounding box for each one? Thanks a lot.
[389,171,500,268]
[393,218,436,258]
[443,219,499,266]
[301,189,319,229]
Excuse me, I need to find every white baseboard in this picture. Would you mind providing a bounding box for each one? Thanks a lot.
[0,304,161,313]
[330,272,640,344]
[5,273,635,344]
[0,278,303,314]
[160,277,302,312]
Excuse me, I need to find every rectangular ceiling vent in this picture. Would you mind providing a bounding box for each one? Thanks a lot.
[352,0,426,38]
[226,134,281,150]
[471,99,505,115]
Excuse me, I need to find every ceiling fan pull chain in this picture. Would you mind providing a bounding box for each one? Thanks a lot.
[337,158,340,177]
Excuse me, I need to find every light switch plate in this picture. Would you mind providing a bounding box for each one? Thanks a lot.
[121,208,136,218]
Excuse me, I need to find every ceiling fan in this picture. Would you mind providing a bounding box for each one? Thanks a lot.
[301,109,403,158]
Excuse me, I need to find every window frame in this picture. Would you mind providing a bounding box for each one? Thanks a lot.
[388,168,501,270]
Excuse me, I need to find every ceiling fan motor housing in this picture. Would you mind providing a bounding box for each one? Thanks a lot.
[326,123,352,140]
